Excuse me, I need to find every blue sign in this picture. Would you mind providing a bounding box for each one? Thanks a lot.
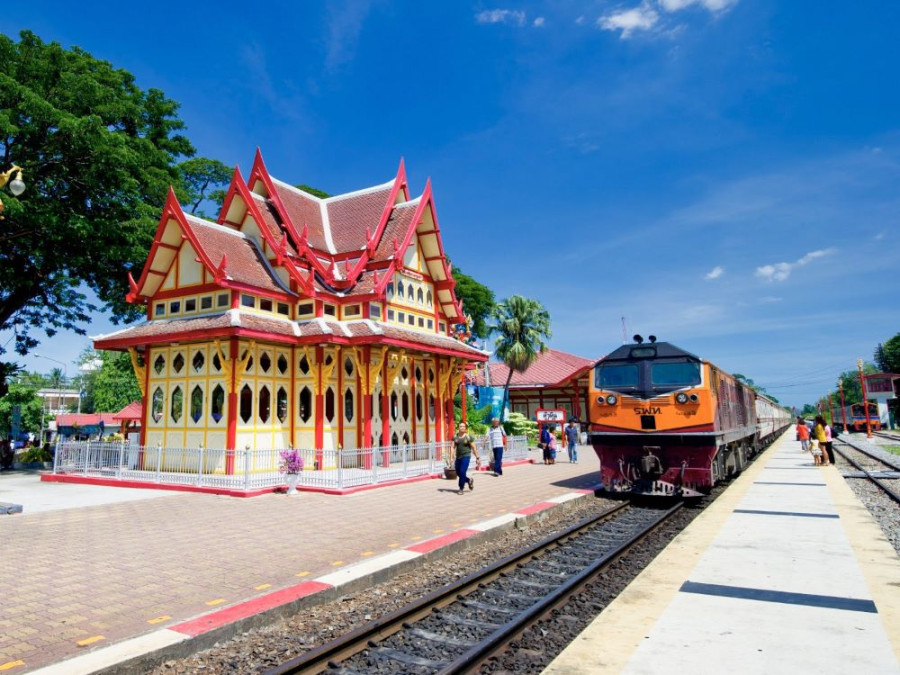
[476,387,509,420]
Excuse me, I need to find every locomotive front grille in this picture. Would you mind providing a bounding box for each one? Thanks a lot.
[640,415,657,430]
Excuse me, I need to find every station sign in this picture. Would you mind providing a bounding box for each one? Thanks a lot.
[535,408,566,424]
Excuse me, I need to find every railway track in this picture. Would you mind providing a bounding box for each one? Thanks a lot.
[265,502,682,675]
[834,435,900,506]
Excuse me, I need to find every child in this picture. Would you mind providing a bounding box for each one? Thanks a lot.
[810,439,823,466]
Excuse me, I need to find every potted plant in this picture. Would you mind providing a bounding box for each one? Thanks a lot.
[279,449,304,495]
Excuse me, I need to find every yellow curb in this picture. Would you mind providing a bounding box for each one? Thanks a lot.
[147,616,170,625]
[76,635,105,647]
[204,599,225,607]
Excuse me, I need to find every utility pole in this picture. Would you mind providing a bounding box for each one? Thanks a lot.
[858,359,872,439]
[838,381,848,433]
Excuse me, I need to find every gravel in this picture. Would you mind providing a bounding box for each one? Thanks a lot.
[834,434,900,556]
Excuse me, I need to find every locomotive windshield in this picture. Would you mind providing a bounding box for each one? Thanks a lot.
[596,364,639,388]
[651,361,701,386]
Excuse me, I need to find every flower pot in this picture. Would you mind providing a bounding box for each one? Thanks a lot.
[443,466,457,480]
[285,473,300,495]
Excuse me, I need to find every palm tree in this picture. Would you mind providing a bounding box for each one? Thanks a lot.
[490,295,552,421]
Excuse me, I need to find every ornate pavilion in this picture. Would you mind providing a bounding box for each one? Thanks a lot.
[94,151,487,455]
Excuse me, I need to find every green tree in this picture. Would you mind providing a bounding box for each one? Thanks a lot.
[295,184,330,199]
[178,157,232,217]
[874,343,889,372]
[880,333,900,373]
[452,266,496,339]
[90,351,140,413]
[836,362,879,407]
[0,31,220,394]
[800,403,818,418]
[0,379,44,438]
[490,295,552,422]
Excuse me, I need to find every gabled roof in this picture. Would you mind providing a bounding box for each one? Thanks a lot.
[113,401,143,422]
[55,413,119,428]
[472,349,600,388]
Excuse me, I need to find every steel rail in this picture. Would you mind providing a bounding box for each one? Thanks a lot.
[265,501,634,675]
[834,437,900,506]
[435,502,683,674]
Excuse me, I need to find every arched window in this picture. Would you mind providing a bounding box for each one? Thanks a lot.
[277,387,288,423]
[397,283,404,298]
[402,392,410,420]
[345,388,354,422]
[259,386,271,423]
[386,282,394,298]
[407,283,414,299]
[171,386,183,423]
[299,386,312,422]
[426,290,433,307]
[417,288,424,304]
[391,432,399,446]
[416,393,423,421]
[240,385,253,423]
[391,392,399,421]
[190,386,203,423]
[429,394,435,422]
[211,385,225,423]
[402,431,410,445]
[325,388,336,422]
[151,387,164,423]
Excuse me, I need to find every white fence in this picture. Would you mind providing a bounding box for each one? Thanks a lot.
[52,436,531,493]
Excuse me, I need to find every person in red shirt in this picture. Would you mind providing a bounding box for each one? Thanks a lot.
[796,417,810,452]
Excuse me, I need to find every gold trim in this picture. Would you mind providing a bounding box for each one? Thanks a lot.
[128,348,146,397]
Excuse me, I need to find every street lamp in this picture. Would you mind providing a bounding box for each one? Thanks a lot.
[0,165,26,218]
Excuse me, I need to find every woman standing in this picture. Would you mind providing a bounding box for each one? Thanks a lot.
[452,422,480,495]
[813,416,829,466]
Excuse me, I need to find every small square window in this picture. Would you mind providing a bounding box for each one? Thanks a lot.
[387,309,395,321]
[169,300,181,314]
[241,294,255,308]
[418,317,425,327]
[260,298,273,312]
[408,314,415,325]
[324,304,336,317]
[369,303,382,319]
[344,304,360,317]
[185,298,197,312]
[297,302,315,316]
[154,303,165,317]
[427,319,434,329]
[439,322,446,333]
[217,293,230,308]
[200,296,213,310]
[277,302,289,316]
[398,311,405,322]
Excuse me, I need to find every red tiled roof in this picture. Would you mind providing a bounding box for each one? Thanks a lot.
[374,201,418,260]
[186,218,294,296]
[113,401,143,421]
[326,186,393,254]
[249,193,296,253]
[270,181,328,251]
[55,413,119,427]
[471,349,599,387]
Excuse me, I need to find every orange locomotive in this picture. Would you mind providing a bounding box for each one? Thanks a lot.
[589,335,790,497]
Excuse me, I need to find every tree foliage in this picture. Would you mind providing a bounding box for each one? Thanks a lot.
[76,348,139,413]
[177,157,232,217]
[0,379,43,438]
[295,184,330,199]
[834,362,879,407]
[490,295,552,421]
[0,31,222,393]
[880,333,900,373]
[452,266,496,340]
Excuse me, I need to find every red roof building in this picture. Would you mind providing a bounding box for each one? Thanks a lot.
[471,349,602,422]
[94,152,486,459]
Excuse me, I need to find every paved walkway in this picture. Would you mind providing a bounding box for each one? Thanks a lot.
[0,454,597,672]
[546,434,900,674]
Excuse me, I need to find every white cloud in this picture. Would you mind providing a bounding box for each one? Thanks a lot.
[755,248,836,282]
[533,16,546,27]
[598,4,659,38]
[659,0,738,11]
[575,15,586,25]
[475,9,526,26]
[324,1,374,72]
[704,265,724,280]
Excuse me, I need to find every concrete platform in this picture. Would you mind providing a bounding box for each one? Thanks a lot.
[545,433,900,674]
[0,451,600,673]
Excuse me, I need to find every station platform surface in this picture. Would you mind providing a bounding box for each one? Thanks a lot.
[0,451,599,673]
[546,433,900,674]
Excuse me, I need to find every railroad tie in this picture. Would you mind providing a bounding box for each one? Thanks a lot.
[434,611,503,630]
[407,627,476,647]
[370,646,448,669]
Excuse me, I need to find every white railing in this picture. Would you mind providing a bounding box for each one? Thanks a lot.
[52,436,530,493]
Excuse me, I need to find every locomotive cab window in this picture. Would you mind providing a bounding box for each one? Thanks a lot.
[596,364,639,388]
[651,361,701,386]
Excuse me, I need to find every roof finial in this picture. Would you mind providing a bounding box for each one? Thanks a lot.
[215,254,229,283]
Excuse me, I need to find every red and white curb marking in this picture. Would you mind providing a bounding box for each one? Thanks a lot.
[29,486,600,675]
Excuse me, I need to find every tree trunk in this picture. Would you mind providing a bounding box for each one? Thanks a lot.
[500,368,514,422]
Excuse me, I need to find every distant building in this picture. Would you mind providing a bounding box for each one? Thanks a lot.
[93,152,486,453]
[471,349,601,421]
[37,388,80,416]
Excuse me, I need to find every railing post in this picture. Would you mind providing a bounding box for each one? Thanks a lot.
[402,444,408,478]
[117,442,125,479]
[197,443,204,486]
[53,437,61,473]
[243,445,251,492]
[84,440,91,475]
[155,442,162,483]
[337,447,343,490]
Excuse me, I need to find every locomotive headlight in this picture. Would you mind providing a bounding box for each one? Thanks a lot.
[675,392,688,404]
[596,396,606,405]
[606,395,618,405]
[689,394,699,403]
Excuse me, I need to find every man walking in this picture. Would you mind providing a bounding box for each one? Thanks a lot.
[487,417,507,476]
[565,419,579,464]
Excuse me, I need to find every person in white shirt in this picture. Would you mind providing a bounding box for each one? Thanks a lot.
[487,417,507,476]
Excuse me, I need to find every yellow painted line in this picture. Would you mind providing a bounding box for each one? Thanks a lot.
[76,635,105,647]
[255,584,272,591]
[295,571,310,578]
[360,551,374,557]
[433,529,444,534]
[387,543,400,548]
[205,598,226,606]
[331,561,344,566]
[451,522,462,527]
[0,661,25,672]
[410,535,422,540]
[147,615,171,625]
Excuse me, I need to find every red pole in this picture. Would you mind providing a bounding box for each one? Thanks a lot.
[827,391,834,426]
[460,371,467,424]
[858,359,872,439]
[838,382,848,433]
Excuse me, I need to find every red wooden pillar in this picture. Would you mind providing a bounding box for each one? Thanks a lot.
[381,355,391,466]
[314,346,325,469]
[411,361,418,445]
[138,347,152,469]
[360,348,372,469]
[337,347,344,451]
[225,338,239,474]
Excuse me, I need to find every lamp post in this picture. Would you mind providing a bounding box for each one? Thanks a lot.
[857,359,872,439]
[0,165,26,218]
[838,381,848,433]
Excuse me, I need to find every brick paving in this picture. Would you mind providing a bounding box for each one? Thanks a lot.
[0,457,598,672]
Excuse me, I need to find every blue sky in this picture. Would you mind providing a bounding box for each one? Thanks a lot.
[3,1,899,409]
